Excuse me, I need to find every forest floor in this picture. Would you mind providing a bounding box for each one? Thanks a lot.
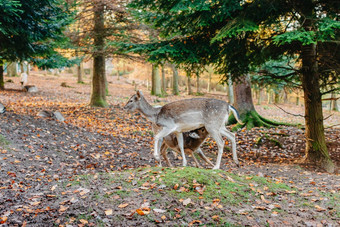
[0,72,339,226]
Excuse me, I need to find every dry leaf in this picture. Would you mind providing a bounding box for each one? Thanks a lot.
[0,216,8,224]
[189,220,201,226]
[136,208,146,215]
[79,219,88,224]
[182,198,191,206]
[59,205,68,212]
[118,203,129,208]
[105,209,113,216]
[153,208,166,213]
[212,215,219,220]
[315,205,326,212]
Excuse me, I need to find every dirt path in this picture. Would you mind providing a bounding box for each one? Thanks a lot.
[0,73,339,226]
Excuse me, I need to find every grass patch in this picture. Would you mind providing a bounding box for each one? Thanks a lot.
[102,167,294,206]
[59,167,338,226]
[0,134,10,147]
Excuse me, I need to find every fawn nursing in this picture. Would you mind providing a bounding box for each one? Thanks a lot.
[124,90,242,169]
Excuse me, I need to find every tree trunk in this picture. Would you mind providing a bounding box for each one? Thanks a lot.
[7,62,17,77]
[171,64,179,95]
[20,62,25,73]
[77,62,84,83]
[233,76,256,116]
[256,89,262,105]
[267,89,272,104]
[207,72,212,93]
[186,71,192,95]
[0,60,4,90]
[300,42,334,172]
[228,78,234,104]
[274,91,280,104]
[26,63,30,75]
[90,4,108,107]
[330,92,338,111]
[161,65,167,95]
[283,89,289,104]
[230,75,283,129]
[196,72,200,94]
[151,64,161,96]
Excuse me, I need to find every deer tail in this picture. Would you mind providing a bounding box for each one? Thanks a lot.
[229,105,243,124]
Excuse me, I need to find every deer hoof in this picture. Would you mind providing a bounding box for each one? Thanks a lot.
[154,154,160,161]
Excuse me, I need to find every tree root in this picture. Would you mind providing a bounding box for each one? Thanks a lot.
[228,110,297,131]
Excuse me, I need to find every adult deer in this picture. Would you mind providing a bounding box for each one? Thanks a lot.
[124,90,242,169]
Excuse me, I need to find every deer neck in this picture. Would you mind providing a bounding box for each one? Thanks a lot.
[138,97,159,123]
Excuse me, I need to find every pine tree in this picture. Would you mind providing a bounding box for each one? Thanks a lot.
[0,0,73,90]
[128,0,339,172]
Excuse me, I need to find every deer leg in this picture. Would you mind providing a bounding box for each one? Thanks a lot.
[190,150,202,168]
[207,129,224,170]
[154,127,174,163]
[161,143,173,167]
[175,132,187,167]
[196,148,214,167]
[221,128,239,166]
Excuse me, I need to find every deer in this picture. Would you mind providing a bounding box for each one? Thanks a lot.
[124,90,243,169]
[153,124,214,167]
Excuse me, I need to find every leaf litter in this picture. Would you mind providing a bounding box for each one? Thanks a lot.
[0,73,339,226]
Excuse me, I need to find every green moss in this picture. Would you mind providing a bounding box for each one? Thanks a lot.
[90,97,108,107]
[229,110,293,131]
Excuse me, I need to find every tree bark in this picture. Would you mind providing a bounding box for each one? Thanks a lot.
[171,64,179,95]
[274,91,280,104]
[161,65,167,95]
[233,76,256,116]
[207,72,212,93]
[300,42,334,172]
[330,92,338,111]
[196,71,200,94]
[26,63,30,75]
[20,62,25,73]
[151,64,161,96]
[77,61,84,83]
[0,60,4,90]
[186,71,192,95]
[7,62,17,77]
[228,78,234,104]
[90,4,108,107]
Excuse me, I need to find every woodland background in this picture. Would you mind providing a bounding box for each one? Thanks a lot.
[0,0,339,226]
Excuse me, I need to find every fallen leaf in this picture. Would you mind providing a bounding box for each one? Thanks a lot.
[153,208,166,213]
[118,203,129,208]
[189,220,201,226]
[79,219,88,224]
[182,198,191,206]
[105,209,113,216]
[136,208,146,215]
[0,216,8,224]
[212,215,219,220]
[59,205,68,212]
[315,205,326,212]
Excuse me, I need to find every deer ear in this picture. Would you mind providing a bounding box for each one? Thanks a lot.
[136,90,143,99]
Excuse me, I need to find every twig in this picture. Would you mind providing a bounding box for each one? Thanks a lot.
[325,124,340,129]
[274,104,305,118]
[323,114,333,121]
